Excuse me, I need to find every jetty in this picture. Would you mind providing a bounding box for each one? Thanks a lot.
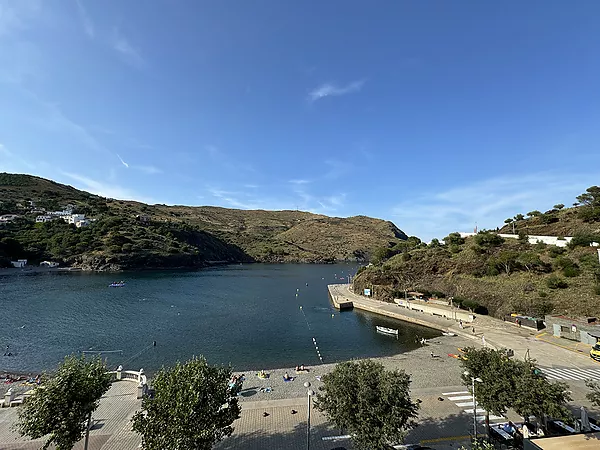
[327,284,469,332]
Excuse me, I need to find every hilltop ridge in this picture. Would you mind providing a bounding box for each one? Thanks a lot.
[353,186,600,319]
[0,173,407,270]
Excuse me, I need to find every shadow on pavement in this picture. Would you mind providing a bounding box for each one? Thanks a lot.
[215,421,351,450]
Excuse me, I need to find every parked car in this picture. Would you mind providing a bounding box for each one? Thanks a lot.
[590,342,600,361]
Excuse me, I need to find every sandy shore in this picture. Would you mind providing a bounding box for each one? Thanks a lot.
[233,334,474,402]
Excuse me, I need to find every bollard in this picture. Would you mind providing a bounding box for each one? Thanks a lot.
[4,388,14,408]
[116,365,123,381]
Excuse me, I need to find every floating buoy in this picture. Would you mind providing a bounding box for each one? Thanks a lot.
[300,306,303,310]
[331,314,334,318]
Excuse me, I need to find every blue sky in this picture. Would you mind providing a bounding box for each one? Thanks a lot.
[1,1,600,241]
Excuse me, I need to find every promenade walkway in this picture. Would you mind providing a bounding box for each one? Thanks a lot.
[0,381,141,449]
[329,284,600,369]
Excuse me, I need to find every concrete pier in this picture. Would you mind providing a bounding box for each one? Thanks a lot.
[328,284,458,332]
[327,286,354,310]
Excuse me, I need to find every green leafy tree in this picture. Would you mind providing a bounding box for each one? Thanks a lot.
[576,186,600,207]
[504,218,513,224]
[517,252,549,273]
[489,250,520,275]
[429,238,441,247]
[553,204,565,210]
[461,348,519,432]
[315,360,418,450]
[459,440,496,450]
[444,232,465,246]
[527,210,541,217]
[586,380,600,407]
[131,357,241,450]
[514,213,525,221]
[16,355,112,450]
[474,232,504,248]
[512,360,572,424]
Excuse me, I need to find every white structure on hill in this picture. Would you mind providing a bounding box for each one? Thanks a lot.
[0,214,19,224]
[36,215,55,223]
[459,232,573,247]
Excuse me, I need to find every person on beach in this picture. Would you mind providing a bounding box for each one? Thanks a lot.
[459,319,463,329]
[283,372,291,381]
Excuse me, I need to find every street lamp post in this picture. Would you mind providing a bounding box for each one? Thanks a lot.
[304,382,315,450]
[465,372,483,440]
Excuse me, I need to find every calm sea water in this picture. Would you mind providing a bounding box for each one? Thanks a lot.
[0,264,439,375]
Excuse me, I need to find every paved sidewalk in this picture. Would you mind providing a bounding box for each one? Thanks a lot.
[0,381,141,450]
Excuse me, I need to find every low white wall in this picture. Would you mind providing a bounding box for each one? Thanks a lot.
[459,233,572,248]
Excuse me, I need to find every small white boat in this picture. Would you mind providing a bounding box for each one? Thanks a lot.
[442,331,456,336]
[376,326,399,335]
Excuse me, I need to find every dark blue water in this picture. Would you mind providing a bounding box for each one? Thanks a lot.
[0,264,439,374]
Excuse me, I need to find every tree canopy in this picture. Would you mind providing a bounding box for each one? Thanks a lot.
[315,359,418,450]
[16,355,112,450]
[131,356,241,450]
[586,380,600,407]
[460,349,572,430]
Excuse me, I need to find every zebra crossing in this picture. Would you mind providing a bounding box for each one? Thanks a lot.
[441,390,505,423]
[541,366,600,381]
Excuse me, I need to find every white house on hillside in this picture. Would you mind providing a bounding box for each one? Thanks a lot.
[11,259,27,268]
[0,214,19,224]
[36,215,54,223]
[67,214,85,224]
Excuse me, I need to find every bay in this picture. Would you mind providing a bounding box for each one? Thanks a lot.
[0,264,440,375]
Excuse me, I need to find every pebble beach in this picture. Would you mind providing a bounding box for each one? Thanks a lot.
[233,334,473,402]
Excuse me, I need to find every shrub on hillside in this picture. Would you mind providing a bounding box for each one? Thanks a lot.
[568,231,600,249]
[594,285,600,296]
[538,291,548,298]
[518,230,529,243]
[449,244,462,254]
[444,232,465,246]
[548,246,566,258]
[474,232,505,247]
[562,266,581,277]
[578,206,600,222]
[539,213,559,224]
[546,275,568,289]
[579,253,600,269]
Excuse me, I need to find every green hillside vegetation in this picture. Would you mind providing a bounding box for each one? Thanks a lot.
[353,186,600,319]
[0,173,406,270]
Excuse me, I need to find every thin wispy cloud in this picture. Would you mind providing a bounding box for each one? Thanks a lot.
[208,187,258,210]
[323,159,353,180]
[308,80,365,102]
[135,165,162,175]
[391,172,599,241]
[112,28,144,68]
[289,179,311,185]
[116,153,129,168]
[0,0,41,38]
[74,0,94,38]
[60,171,158,203]
[0,143,10,157]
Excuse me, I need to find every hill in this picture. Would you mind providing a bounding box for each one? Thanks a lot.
[0,173,407,270]
[353,186,600,319]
